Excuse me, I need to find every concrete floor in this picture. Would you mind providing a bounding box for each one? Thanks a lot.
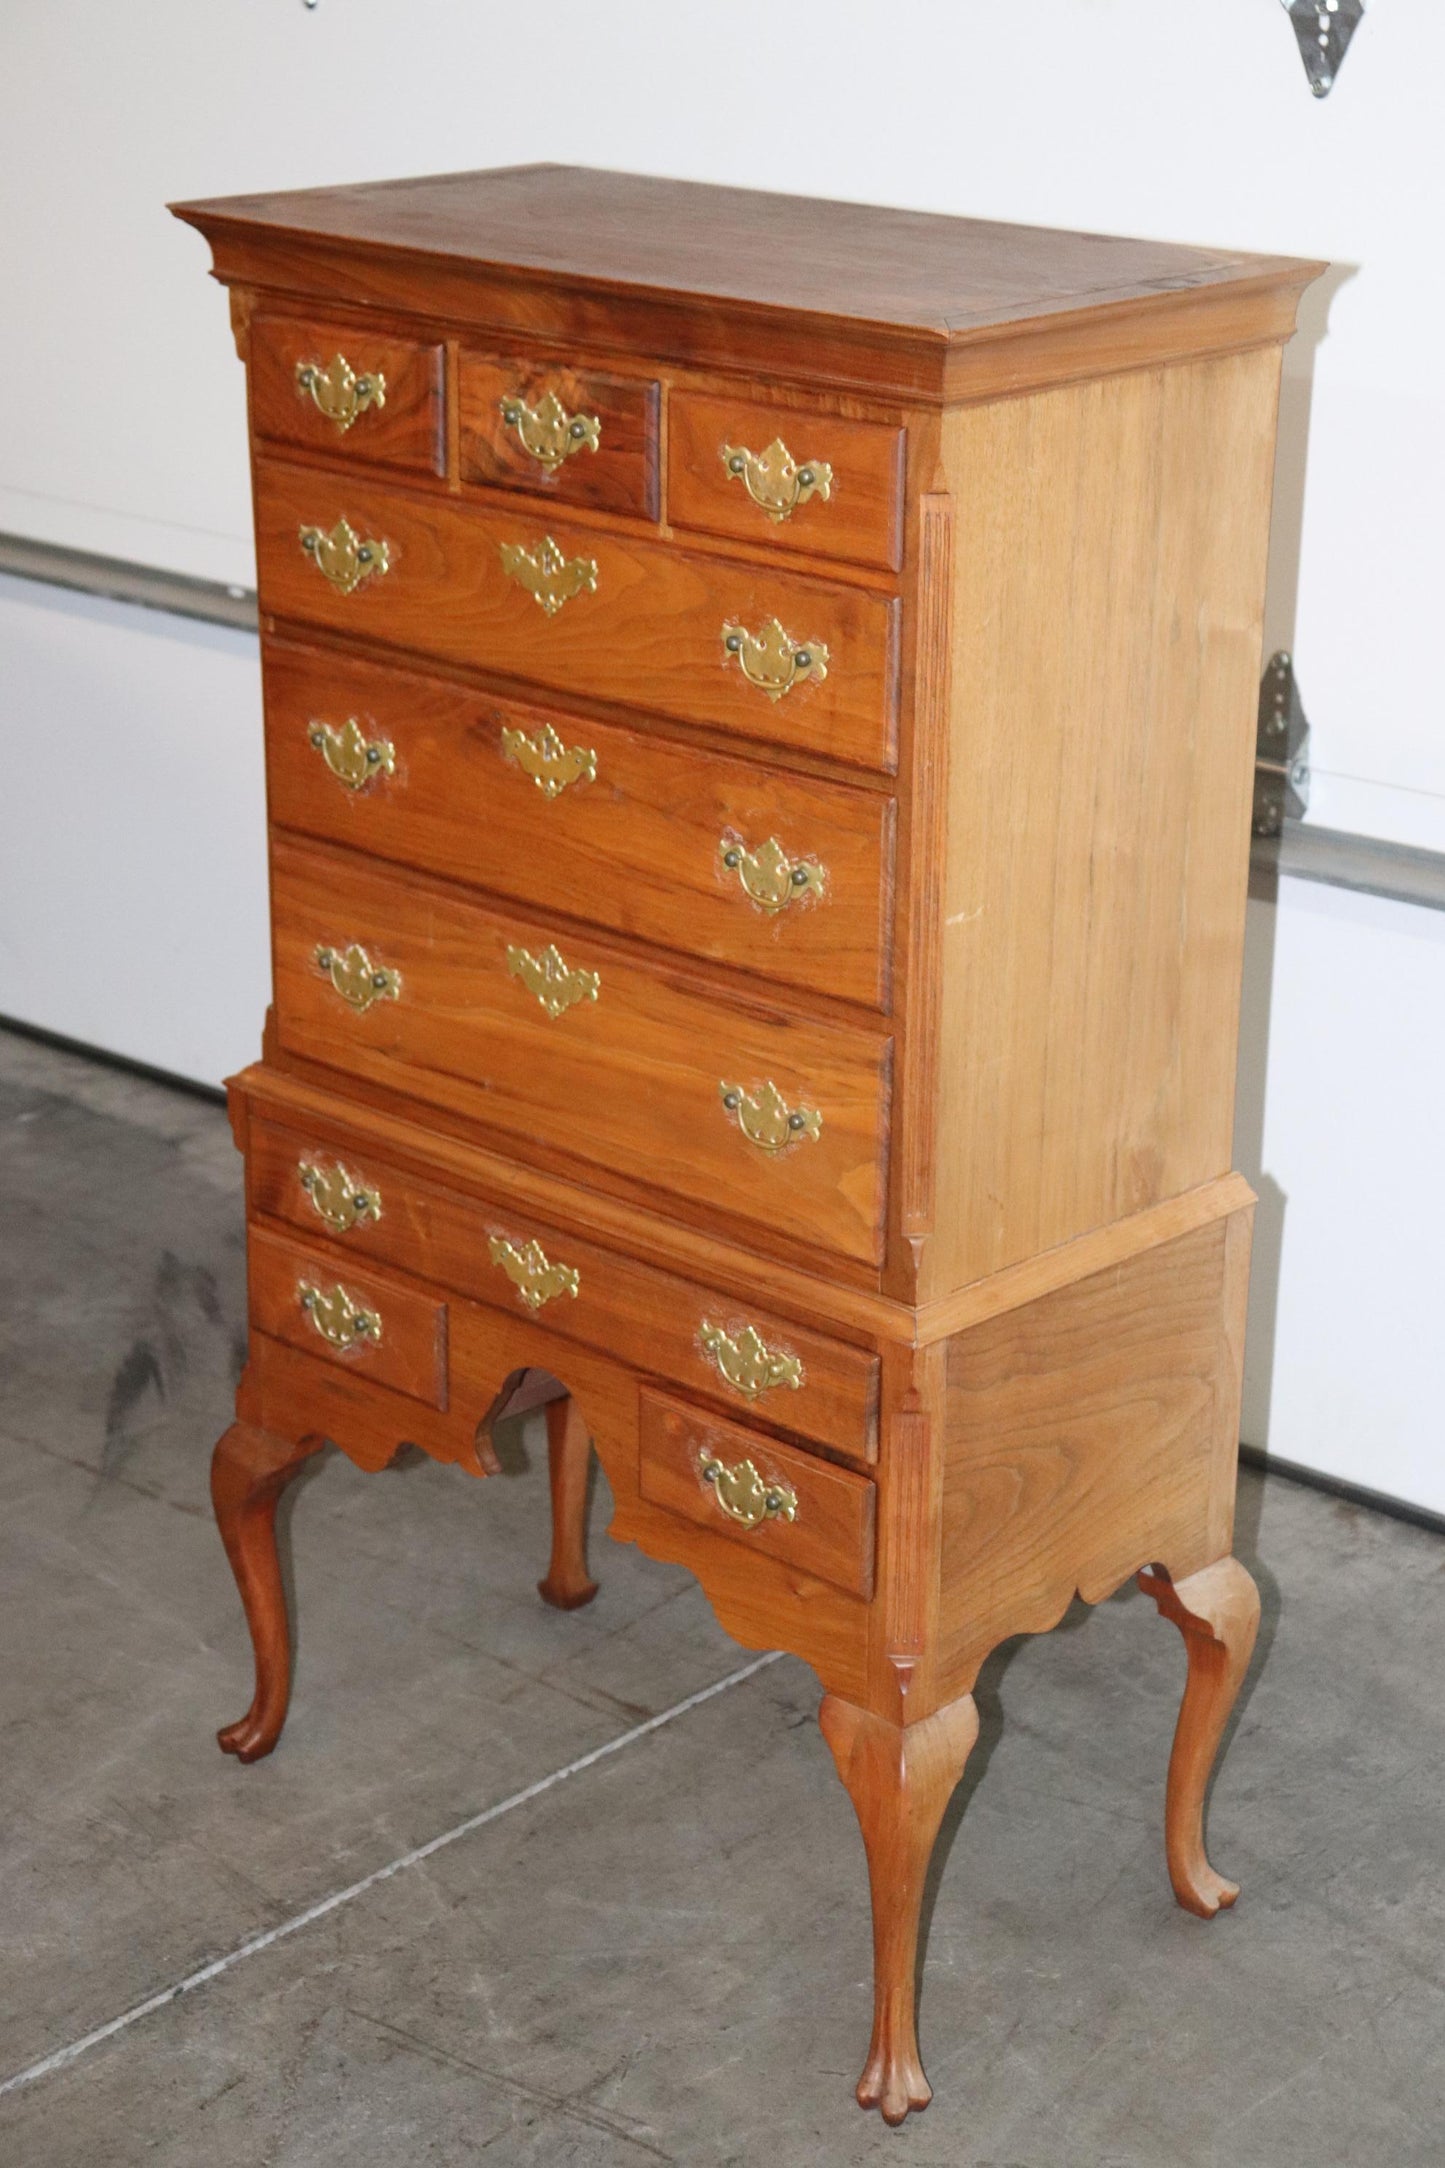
[0,1026,1442,2167]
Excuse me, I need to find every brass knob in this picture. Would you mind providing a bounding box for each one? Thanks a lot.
[499,390,601,470]
[297,518,391,596]
[699,1450,797,1531]
[719,835,824,913]
[297,1279,381,1349]
[299,1160,382,1234]
[295,354,387,432]
[719,1080,822,1153]
[720,438,832,523]
[307,718,396,791]
[721,619,828,701]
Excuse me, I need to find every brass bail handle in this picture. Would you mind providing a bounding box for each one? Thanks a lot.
[699,1450,798,1531]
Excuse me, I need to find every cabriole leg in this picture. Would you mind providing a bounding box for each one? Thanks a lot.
[1139,1556,1261,1917]
[211,1420,325,1763]
[820,1690,980,2124]
[537,1393,599,1611]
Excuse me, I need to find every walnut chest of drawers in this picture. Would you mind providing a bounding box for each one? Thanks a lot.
[173,166,1320,2123]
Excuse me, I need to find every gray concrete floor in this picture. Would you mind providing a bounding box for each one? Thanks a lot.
[0,1025,1441,2168]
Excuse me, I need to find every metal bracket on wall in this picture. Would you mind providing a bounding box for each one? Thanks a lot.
[1254,651,1311,838]
[1283,0,1364,98]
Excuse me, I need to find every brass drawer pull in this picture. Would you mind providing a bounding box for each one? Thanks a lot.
[699,1321,804,1398]
[297,1279,381,1349]
[295,353,386,432]
[315,943,401,1013]
[299,1160,382,1234]
[721,437,833,523]
[298,517,391,596]
[719,1080,822,1153]
[699,1450,797,1531]
[499,534,598,616]
[720,835,824,913]
[721,618,828,701]
[501,722,597,799]
[499,389,601,470]
[488,1233,580,1311]
[308,717,396,791]
[506,941,599,1019]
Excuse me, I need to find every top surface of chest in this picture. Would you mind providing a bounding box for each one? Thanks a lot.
[172,164,1316,404]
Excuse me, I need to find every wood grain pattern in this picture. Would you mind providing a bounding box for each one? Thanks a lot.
[261,639,895,1011]
[820,1690,980,2123]
[254,461,900,773]
[668,391,903,571]
[638,1389,876,1600]
[246,1221,449,1409]
[250,312,444,474]
[1139,1557,1261,1919]
[926,349,1283,1301]
[247,1110,881,1459]
[173,166,1320,404]
[270,833,892,1268]
[459,351,658,517]
[936,1207,1253,1703]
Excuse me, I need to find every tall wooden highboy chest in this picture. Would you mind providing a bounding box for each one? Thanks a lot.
[173,167,1320,2122]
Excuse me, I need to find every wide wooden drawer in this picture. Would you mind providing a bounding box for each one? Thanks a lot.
[263,641,893,1011]
[668,393,904,573]
[247,1222,448,1408]
[638,1390,875,1599]
[250,315,444,476]
[254,461,899,773]
[458,352,658,519]
[247,1112,880,1460]
[270,833,891,1267]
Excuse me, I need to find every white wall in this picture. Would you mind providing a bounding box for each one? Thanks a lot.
[1,1,1441,1509]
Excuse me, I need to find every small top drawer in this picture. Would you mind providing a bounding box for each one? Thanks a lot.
[668,394,904,573]
[459,353,659,519]
[250,315,444,476]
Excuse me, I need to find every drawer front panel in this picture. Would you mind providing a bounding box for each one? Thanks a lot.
[459,353,659,518]
[247,1222,448,1407]
[248,1113,880,1459]
[639,1389,875,1598]
[668,393,904,572]
[263,642,893,1011]
[270,835,890,1266]
[250,316,444,475]
[254,462,898,773]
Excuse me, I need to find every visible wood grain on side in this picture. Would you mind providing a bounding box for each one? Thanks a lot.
[246,1222,449,1410]
[896,494,953,1276]
[935,1208,1253,1700]
[926,349,1283,1300]
[269,834,892,1269]
[638,1389,876,1600]
[247,1111,881,1461]
[261,639,894,1012]
[253,461,900,773]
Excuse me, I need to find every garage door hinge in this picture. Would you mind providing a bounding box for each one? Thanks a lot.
[1254,651,1311,838]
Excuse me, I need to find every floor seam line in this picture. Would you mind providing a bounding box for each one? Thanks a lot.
[0,1647,784,2103]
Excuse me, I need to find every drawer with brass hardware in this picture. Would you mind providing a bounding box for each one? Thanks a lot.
[261,642,894,1010]
[252,462,899,772]
[458,353,659,519]
[246,1222,448,1408]
[249,315,444,475]
[269,833,891,1267]
[638,1390,875,1599]
[668,393,904,573]
[245,1112,881,1458]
